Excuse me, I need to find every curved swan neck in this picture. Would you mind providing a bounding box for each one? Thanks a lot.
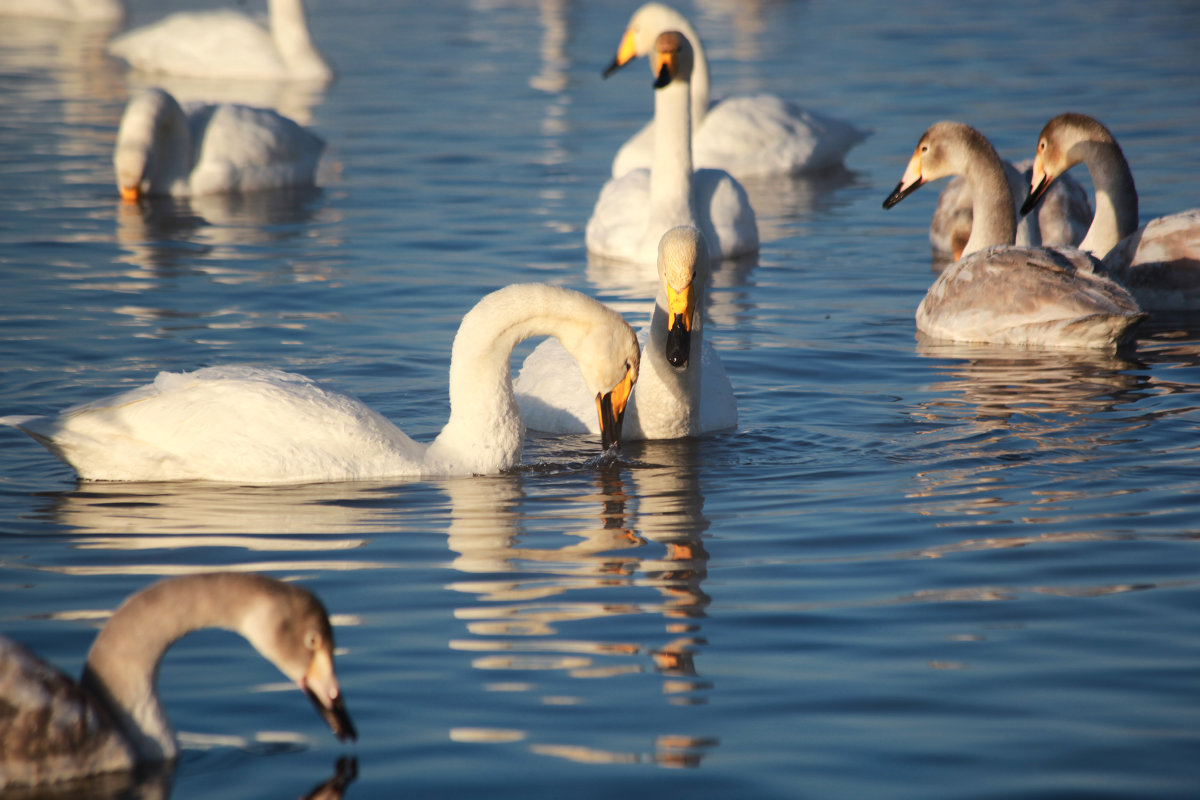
[80,574,291,763]
[1071,133,1139,256]
[958,130,1016,256]
[268,0,331,80]
[114,90,192,196]
[430,285,610,471]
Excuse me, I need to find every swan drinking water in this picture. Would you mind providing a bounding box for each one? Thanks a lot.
[586,29,758,266]
[883,121,1144,349]
[0,284,640,483]
[0,573,353,787]
[516,226,736,440]
[113,87,324,200]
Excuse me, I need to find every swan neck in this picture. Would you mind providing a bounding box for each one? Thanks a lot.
[678,21,710,128]
[650,77,695,226]
[961,150,1017,256]
[268,0,330,78]
[80,574,274,763]
[1077,140,1139,256]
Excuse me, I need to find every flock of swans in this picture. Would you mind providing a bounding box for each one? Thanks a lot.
[0,0,1199,786]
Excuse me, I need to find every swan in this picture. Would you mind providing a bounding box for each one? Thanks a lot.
[0,0,123,22]
[586,29,758,266]
[603,3,867,179]
[107,0,333,82]
[0,573,354,788]
[883,121,1144,349]
[0,284,640,483]
[930,157,1091,262]
[516,226,736,440]
[113,88,324,200]
[1022,112,1200,312]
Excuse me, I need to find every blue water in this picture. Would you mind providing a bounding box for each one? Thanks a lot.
[2,1,1199,797]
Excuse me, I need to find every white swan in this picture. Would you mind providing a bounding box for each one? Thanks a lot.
[107,0,333,82]
[930,157,1091,262]
[1023,113,1200,312]
[603,3,866,179]
[113,88,324,200]
[0,573,353,788]
[0,0,123,22]
[516,226,736,440]
[883,122,1144,349]
[586,29,758,266]
[0,284,640,483]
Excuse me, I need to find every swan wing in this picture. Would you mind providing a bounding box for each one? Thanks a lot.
[186,103,324,194]
[694,168,758,260]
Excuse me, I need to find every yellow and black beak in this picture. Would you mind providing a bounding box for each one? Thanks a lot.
[1020,150,1052,216]
[602,27,638,78]
[595,366,635,451]
[652,45,675,89]
[665,282,696,368]
[302,648,357,742]
[882,149,925,209]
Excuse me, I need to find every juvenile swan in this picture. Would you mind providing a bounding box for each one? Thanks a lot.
[602,3,866,179]
[586,30,758,266]
[0,573,353,787]
[516,226,736,439]
[113,88,324,200]
[883,122,1143,349]
[1,284,640,483]
[1022,113,1200,312]
[107,0,333,82]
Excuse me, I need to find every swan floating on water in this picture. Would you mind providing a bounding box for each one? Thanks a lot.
[0,284,640,483]
[0,573,353,787]
[587,29,758,266]
[884,121,1144,349]
[517,226,736,440]
[113,87,324,200]
[1022,112,1200,312]
[603,3,867,179]
[107,0,333,82]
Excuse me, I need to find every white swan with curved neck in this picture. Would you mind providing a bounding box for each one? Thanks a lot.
[1023,113,1200,312]
[586,29,758,266]
[0,573,353,787]
[0,284,640,483]
[884,122,1144,349]
[517,226,736,439]
[113,88,324,200]
[107,0,333,82]
[603,3,866,179]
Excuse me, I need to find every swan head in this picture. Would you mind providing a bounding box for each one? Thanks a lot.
[650,30,693,90]
[242,579,357,742]
[113,88,188,202]
[1021,113,1113,217]
[602,3,686,78]
[570,314,640,451]
[883,121,988,209]
[659,225,707,369]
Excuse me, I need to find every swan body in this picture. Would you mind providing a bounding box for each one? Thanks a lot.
[517,226,736,439]
[586,29,758,265]
[605,3,866,178]
[931,158,1091,262]
[113,88,324,200]
[1,284,640,483]
[0,573,353,787]
[1023,113,1200,312]
[107,0,333,82]
[0,0,123,22]
[884,121,1144,349]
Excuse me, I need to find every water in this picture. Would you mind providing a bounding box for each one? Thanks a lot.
[1,0,1199,797]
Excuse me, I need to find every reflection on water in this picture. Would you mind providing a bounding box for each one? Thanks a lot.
[442,439,718,766]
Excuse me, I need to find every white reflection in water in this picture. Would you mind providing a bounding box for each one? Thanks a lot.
[441,439,718,766]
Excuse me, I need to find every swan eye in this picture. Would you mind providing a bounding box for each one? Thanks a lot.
[304,631,321,650]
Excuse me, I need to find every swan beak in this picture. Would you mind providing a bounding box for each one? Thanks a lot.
[302,648,357,742]
[652,49,675,89]
[119,184,141,203]
[882,151,924,209]
[596,367,635,450]
[665,282,695,368]
[1020,152,1051,216]
[602,28,638,78]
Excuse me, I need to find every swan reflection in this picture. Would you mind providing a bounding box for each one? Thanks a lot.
[442,440,718,765]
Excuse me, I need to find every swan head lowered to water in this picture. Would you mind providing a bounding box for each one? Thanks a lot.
[0,573,353,787]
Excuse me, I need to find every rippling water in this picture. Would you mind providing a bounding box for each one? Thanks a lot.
[2,1,1199,798]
